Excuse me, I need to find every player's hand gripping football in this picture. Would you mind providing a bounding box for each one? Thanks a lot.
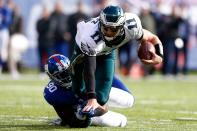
[141,51,163,65]
[138,42,163,65]
[138,29,163,65]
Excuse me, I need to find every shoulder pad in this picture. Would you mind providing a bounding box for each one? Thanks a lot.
[75,19,100,56]
[124,13,143,40]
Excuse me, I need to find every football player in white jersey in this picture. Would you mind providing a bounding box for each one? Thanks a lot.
[71,5,163,117]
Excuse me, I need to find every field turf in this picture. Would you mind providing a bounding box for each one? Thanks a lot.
[0,74,197,131]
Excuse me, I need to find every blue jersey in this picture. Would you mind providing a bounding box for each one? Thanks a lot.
[43,76,131,106]
[43,80,78,106]
[0,7,12,29]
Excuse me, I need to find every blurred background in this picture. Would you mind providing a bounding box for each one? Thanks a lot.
[0,0,197,80]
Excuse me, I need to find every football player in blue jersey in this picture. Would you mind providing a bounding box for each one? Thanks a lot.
[71,5,163,115]
[43,54,134,127]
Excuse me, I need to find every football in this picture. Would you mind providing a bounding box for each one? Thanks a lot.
[138,42,155,60]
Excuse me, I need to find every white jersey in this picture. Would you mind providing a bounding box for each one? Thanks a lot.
[75,13,143,56]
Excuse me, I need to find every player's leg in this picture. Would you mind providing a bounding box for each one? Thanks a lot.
[108,75,135,108]
[112,75,130,93]
[95,51,116,105]
[91,110,127,127]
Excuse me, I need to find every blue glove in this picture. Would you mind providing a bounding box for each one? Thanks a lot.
[81,108,95,118]
[75,103,95,120]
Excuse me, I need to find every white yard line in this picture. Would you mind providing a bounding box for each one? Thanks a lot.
[138,100,189,105]
[0,117,49,122]
[0,115,51,122]
[0,85,43,92]
[0,74,49,81]
[0,104,44,108]
[175,117,197,121]
[128,117,197,125]
[0,115,49,119]
[1,114,197,127]
[159,110,197,115]
[0,115,173,125]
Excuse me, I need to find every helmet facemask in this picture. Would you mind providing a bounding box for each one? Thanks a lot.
[100,23,123,41]
[50,68,72,87]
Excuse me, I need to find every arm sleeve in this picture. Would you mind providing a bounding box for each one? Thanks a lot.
[83,55,96,99]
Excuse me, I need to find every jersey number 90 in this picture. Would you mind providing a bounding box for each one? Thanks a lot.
[46,82,57,93]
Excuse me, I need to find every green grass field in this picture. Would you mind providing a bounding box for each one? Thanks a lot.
[0,74,197,131]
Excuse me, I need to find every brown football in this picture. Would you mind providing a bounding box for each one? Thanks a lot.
[138,42,155,60]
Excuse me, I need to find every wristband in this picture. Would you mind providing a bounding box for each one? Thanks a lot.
[87,92,96,99]
[154,43,163,58]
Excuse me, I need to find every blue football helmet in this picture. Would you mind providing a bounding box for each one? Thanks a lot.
[45,54,72,88]
[100,5,125,41]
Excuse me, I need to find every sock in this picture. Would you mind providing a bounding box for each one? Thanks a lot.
[112,75,131,93]
[91,111,127,127]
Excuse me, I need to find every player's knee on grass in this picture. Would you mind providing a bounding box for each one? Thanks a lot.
[109,87,135,108]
